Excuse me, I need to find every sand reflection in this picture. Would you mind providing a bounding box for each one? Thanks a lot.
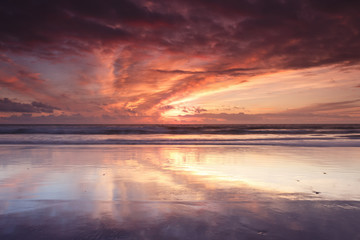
[1,145,360,239]
[1,145,360,202]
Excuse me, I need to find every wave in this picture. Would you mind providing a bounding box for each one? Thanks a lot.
[1,124,360,135]
[0,136,359,147]
[0,124,359,146]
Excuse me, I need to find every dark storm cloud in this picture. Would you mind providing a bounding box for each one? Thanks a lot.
[0,98,60,113]
[0,0,183,56]
[0,0,359,69]
[0,112,154,124]
[201,0,360,69]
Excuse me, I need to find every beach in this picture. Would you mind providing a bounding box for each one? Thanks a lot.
[2,0,360,238]
[1,125,360,239]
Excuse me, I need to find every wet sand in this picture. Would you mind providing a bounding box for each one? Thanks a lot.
[1,145,360,239]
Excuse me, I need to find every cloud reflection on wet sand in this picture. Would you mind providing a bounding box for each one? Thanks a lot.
[1,145,360,239]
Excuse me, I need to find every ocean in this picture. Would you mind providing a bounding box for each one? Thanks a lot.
[1,124,360,239]
[1,124,360,146]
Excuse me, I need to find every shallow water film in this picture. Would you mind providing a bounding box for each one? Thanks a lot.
[1,145,360,239]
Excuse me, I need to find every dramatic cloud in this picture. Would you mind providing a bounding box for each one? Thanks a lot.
[0,98,60,113]
[2,0,359,65]
[0,0,359,123]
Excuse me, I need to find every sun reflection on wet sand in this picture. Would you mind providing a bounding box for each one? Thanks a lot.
[1,145,360,239]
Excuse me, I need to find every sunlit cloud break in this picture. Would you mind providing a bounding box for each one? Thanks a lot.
[1,0,360,123]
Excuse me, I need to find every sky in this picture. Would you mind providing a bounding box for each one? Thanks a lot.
[0,0,360,124]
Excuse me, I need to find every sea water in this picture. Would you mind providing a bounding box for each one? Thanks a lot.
[0,124,360,239]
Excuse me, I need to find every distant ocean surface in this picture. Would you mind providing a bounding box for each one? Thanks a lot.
[1,124,360,146]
